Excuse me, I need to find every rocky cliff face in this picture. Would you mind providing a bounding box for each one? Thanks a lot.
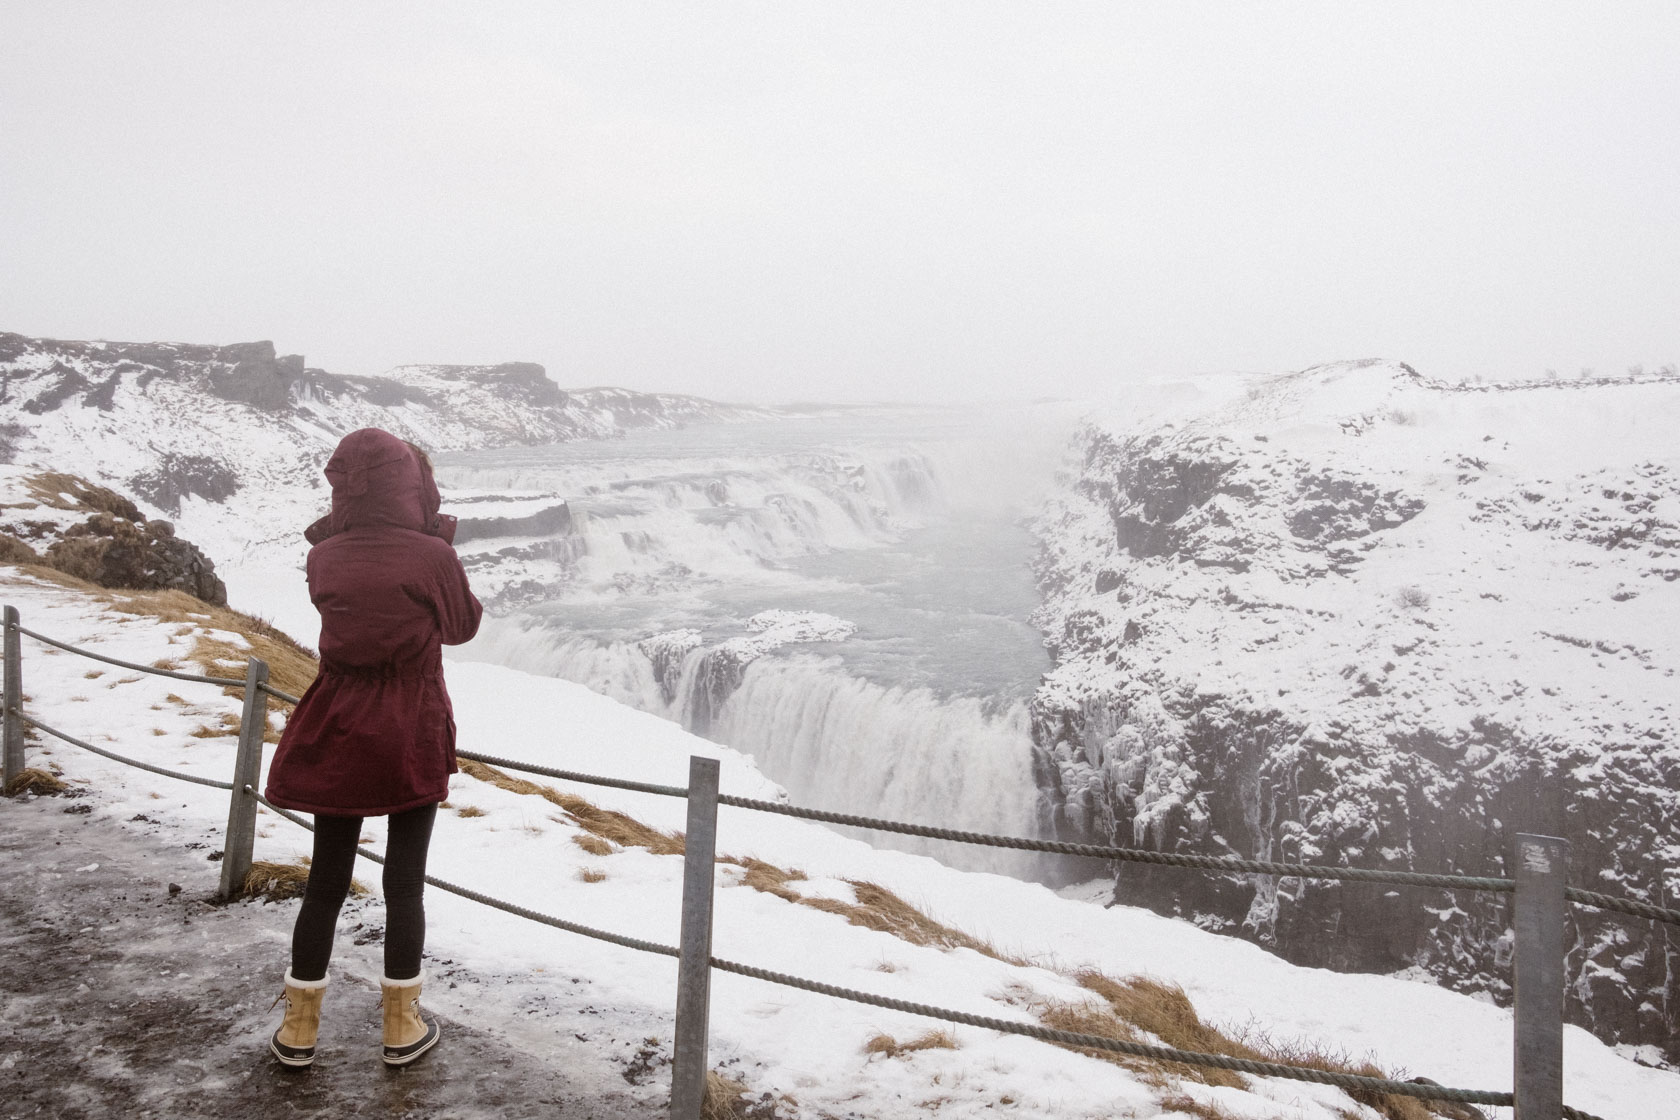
[1031,361,1680,1063]
[0,469,226,604]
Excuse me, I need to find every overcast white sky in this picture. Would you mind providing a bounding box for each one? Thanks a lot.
[3,3,1677,403]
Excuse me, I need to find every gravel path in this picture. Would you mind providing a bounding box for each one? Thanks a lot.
[0,792,663,1120]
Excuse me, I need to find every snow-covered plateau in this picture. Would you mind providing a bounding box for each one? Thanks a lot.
[1031,360,1680,1065]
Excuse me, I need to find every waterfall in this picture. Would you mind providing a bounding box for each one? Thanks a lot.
[440,411,1072,882]
[458,616,1051,879]
[706,656,1050,879]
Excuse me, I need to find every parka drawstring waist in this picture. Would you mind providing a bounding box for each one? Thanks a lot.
[319,656,441,682]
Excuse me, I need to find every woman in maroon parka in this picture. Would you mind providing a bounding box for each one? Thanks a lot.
[265,428,482,1069]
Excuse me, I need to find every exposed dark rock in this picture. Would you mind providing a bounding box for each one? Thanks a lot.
[1286,472,1425,542]
[430,362,568,407]
[83,373,121,411]
[293,368,434,408]
[21,362,91,414]
[1,473,227,605]
[45,513,227,604]
[129,454,241,515]
[0,421,26,464]
[453,502,572,544]
[205,341,302,410]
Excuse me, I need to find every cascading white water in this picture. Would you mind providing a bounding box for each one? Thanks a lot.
[442,406,1076,881]
[705,655,1049,878]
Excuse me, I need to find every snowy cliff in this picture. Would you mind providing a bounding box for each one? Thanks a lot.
[0,330,772,623]
[0,329,768,498]
[1031,360,1680,1063]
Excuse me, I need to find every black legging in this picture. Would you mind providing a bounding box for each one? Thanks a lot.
[289,803,437,982]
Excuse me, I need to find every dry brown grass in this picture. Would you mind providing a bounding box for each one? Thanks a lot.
[701,1071,796,1120]
[1038,971,1447,1118]
[572,833,613,856]
[863,1029,958,1059]
[190,713,241,739]
[4,766,70,796]
[458,758,685,854]
[6,566,320,740]
[826,880,1005,958]
[22,472,137,517]
[721,856,806,900]
[576,868,607,883]
[1037,974,1251,1089]
[717,853,1012,962]
[1158,1094,1244,1120]
[455,805,487,818]
[1244,1034,1441,1120]
[238,859,369,903]
[0,533,40,565]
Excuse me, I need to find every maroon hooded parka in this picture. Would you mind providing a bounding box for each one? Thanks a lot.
[265,429,483,817]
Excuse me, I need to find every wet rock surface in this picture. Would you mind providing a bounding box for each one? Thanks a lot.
[0,797,657,1119]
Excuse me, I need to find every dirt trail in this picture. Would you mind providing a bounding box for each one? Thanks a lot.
[0,793,660,1120]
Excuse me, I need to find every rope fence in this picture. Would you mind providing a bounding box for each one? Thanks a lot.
[17,623,246,688]
[15,710,235,791]
[2,605,1655,1120]
[250,789,682,959]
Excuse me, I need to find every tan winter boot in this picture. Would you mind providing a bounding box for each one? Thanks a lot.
[380,972,440,1066]
[269,970,328,1067]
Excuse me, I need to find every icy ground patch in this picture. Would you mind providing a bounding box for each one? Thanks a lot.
[2,571,1674,1118]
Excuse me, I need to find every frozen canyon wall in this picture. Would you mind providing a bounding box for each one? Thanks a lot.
[1031,361,1680,1062]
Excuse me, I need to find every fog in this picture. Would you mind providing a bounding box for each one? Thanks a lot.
[3,2,1676,403]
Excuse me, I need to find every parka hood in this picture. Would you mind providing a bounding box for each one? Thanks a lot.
[304,428,455,545]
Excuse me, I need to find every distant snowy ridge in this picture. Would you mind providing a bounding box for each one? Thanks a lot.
[1031,359,1680,1063]
[0,330,772,458]
[0,329,776,623]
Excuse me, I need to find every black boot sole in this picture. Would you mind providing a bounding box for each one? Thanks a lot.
[381,1020,440,1067]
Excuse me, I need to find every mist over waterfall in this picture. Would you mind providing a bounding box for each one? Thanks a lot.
[442,406,1076,880]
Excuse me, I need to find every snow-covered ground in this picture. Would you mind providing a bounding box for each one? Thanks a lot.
[4,569,1673,1119]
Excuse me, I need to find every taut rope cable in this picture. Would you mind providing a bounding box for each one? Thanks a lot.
[1564,886,1680,926]
[258,682,300,704]
[450,748,1680,924]
[250,790,680,958]
[714,793,1520,893]
[0,618,1651,1119]
[16,624,246,687]
[253,787,1584,1117]
[12,709,234,791]
[455,749,689,799]
[708,957,1549,1113]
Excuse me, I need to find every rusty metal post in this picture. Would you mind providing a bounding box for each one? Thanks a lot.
[669,755,721,1120]
[1512,833,1568,1120]
[217,657,269,900]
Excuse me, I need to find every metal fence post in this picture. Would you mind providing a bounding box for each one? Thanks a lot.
[670,755,721,1120]
[1513,833,1568,1120]
[3,605,22,793]
[217,657,270,901]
